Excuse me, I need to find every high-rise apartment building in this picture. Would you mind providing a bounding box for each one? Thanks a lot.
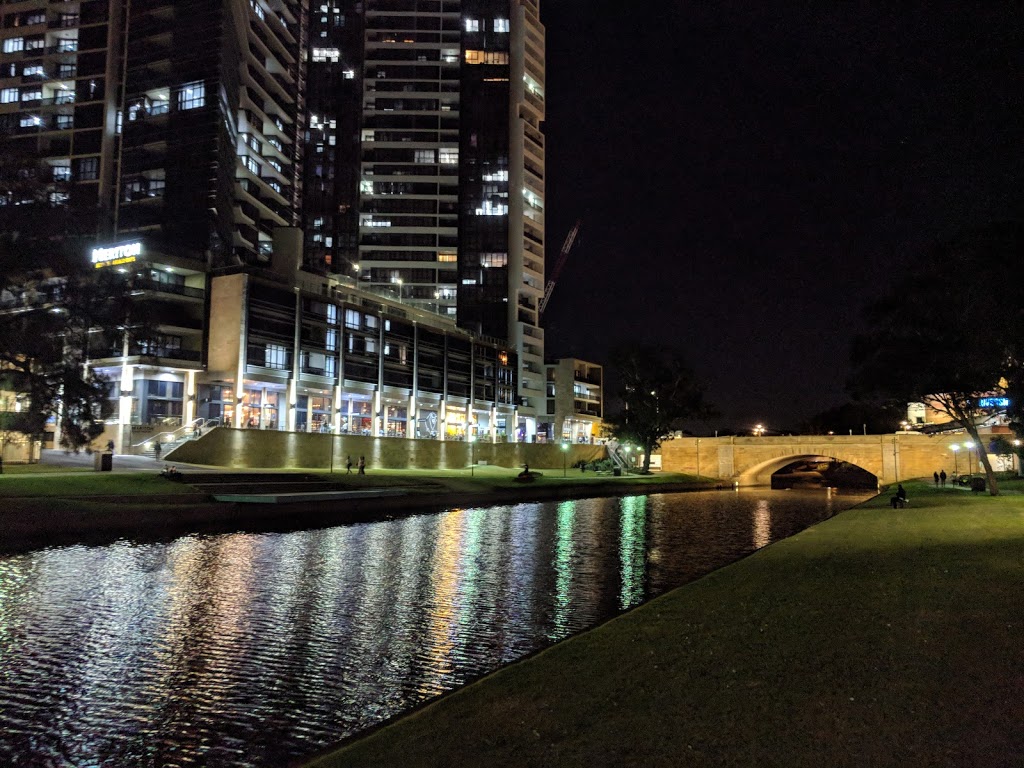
[304,0,546,439]
[0,0,546,449]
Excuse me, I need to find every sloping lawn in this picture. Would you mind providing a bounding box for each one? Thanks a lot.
[306,481,1024,768]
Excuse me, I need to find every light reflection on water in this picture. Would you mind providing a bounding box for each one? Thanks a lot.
[0,489,869,767]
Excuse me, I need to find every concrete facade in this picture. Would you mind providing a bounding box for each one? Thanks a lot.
[660,433,992,486]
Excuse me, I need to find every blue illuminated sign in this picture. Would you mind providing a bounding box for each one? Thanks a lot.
[978,397,1010,408]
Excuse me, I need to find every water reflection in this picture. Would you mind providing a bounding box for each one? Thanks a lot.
[0,489,869,767]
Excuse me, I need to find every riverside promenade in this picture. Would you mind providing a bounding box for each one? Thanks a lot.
[305,481,1024,768]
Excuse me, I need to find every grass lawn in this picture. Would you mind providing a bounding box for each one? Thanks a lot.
[306,480,1024,768]
[0,472,198,497]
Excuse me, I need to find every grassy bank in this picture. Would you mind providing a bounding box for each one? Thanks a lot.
[0,465,704,499]
[306,481,1024,768]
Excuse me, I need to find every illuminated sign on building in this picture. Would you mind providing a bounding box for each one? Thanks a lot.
[978,397,1010,408]
[91,241,142,269]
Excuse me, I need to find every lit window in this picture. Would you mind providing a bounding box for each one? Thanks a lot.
[414,149,435,164]
[480,252,508,268]
[464,19,479,32]
[439,148,458,164]
[464,50,509,65]
[494,18,510,32]
[438,251,457,263]
[265,344,287,369]
[22,65,44,77]
[242,155,260,175]
[2,38,24,54]
[250,0,265,20]
[0,88,18,104]
[178,81,205,110]
[20,89,42,101]
[312,47,340,62]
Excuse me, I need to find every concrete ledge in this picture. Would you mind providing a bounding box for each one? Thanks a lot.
[213,488,408,504]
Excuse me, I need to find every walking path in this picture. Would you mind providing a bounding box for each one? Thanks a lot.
[305,481,1024,768]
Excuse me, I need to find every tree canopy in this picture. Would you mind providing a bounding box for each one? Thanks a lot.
[849,221,1024,495]
[605,345,715,473]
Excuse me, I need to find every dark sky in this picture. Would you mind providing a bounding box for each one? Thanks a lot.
[540,3,1024,433]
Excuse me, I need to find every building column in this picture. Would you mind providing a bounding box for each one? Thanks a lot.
[372,390,382,437]
[439,400,447,442]
[490,405,497,443]
[184,370,197,426]
[286,379,297,432]
[118,363,135,453]
[333,385,343,433]
[407,395,416,439]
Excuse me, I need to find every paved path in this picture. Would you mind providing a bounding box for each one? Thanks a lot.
[38,449,204,472]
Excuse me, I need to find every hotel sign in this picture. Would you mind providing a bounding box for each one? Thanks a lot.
[91,241,142,269]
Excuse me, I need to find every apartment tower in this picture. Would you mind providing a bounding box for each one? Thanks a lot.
[304,0,546,439]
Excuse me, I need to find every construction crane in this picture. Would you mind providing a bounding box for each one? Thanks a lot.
[539,219,581,317]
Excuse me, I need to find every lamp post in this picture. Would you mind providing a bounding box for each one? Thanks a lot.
[753,424,765,437]
[951,444,959,475]
[469,434,476,477]
[964,441,975,475]
[561,441,569,477]
[1015,439,1022,476]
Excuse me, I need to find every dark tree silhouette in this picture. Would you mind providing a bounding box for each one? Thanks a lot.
[605,345,715,473]
[849,222,1024,495]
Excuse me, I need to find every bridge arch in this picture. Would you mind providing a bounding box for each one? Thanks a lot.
[734,453,878,488]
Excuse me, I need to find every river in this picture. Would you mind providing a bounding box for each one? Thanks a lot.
[0,488,871,767]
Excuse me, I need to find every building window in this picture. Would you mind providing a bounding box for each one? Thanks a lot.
[480,252,508,268]
[52,165,71,182]
[438,251,457,263]
[464,50,509,65]
[414,149,435,164]
[265,344,288,369]
[464,19,479,32]
[242,155,260,175]
[0,89,18,104]
[312,47,340,62]
[20,89,42,102]
[178,81,205,110]
[2,38,24,54]
[439,148,458,165]
[494,18,510,32]
[22,65,44,77]
[75,157,99,181]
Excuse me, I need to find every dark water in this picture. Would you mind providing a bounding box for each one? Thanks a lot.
[0,489,870,767]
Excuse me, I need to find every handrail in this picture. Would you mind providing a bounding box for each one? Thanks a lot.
[130,417,218,450]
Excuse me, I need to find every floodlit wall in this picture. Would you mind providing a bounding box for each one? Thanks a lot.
[166,427,603,470]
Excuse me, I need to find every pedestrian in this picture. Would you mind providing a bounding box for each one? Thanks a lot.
[153,441,162,460]
[193,425,200,439]
[940,469,947,487]
[345,455,352,474]
[933,471,940,487]
[896,483,907,502]
[106,439,115,454]
[358,455,365,475]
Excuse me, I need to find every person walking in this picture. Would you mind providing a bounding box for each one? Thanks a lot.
[933,471,940,487]
[153,441,162,460]
[940,469,947,487]
[358,455,365,475]
[345,455,353,474]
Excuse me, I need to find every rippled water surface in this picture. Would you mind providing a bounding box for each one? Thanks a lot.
[0,489,869,766]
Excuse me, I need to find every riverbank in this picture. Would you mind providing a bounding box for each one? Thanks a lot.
[0,466,710,551]
[305,481,1024,768]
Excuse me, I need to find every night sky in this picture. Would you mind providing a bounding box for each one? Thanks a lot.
[540,3,1024,433]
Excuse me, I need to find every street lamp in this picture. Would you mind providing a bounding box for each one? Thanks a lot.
[469,434,477,477]
[964,441,975,475]
[950,444,959,475]
[1015,439,1022,476]
[561,441,569,477]
[753,424,765,437]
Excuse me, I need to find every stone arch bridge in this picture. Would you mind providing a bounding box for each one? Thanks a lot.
[659,434,974,486]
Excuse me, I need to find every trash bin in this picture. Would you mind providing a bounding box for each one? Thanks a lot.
[95,452,113,472]
[613,467,621,477]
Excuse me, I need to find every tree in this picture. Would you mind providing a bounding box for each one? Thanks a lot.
[0,269,147,452]
[849,222,1024,496]
[605,345,715,473]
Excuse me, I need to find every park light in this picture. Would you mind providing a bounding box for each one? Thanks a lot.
[753,424,765,437]
[561,441,569,477]
[950,443,960,475]
[964,440,975,475]
[469,434,477,477]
